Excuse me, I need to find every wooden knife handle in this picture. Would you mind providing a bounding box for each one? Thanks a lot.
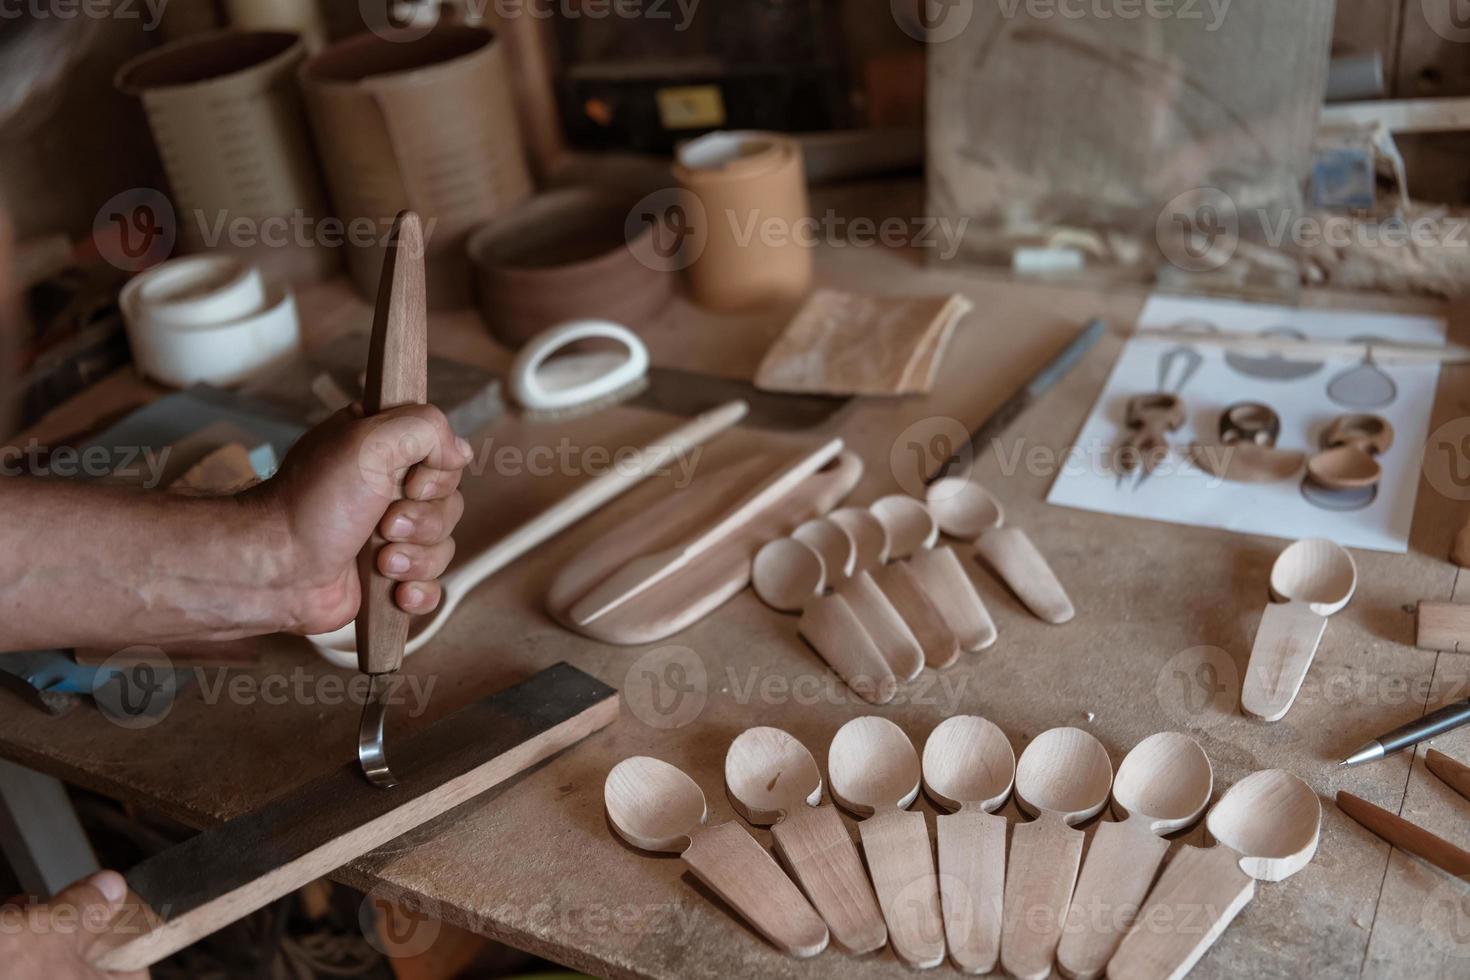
[356,211,428,676]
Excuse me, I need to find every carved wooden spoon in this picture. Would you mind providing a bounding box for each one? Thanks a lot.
[605,756,829,957]
[922,715,1016,974]
[726,727,886,953]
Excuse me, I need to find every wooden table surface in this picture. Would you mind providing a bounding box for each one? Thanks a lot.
[4,201,1470,979]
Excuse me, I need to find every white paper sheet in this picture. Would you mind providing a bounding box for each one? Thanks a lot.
[1045,295,1446,553]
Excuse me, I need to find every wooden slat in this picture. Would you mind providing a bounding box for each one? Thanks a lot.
[91,664,618,972]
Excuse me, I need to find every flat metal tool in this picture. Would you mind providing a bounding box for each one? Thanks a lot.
[355,211,429,789]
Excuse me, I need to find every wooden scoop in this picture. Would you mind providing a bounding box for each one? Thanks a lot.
[799,517,925,681]
[870,495,994,658]
[1108,769,1320,980]
[604,756,829,957]
[927,478,1075,624]
[1241,539,1357,722]
[1055,732,1212,980]
[922,715,1016,974]
[829,507,890,568]
[753,538,897,703]
[1000,727,1113,980]
[725,727,887,953]
[829,717,946,968]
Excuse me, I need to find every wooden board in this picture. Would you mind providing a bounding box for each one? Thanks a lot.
[92,664,618,972]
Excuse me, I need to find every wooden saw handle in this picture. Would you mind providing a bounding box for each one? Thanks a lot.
[356,211,429,676]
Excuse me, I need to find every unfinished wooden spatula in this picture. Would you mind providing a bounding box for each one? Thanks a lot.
[753,538,897,703]
[870,495,993,659]
[605,756,830,957]
[922,715,1016,974]
[798,517,925,681]
[1000,727,1112,980]
[927,478,1075,624]
[1108,769,1320,980]
[829,717,946,968]
[725,727,887,953]
[1055,732,1212,980]
[1241,539,1356,722]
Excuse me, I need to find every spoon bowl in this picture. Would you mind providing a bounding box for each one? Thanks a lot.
[1268,538,1357,615]
[793,518,855,582]
[605,756,707,852]
[828,507,890,569]
[869,495,938,559]
[1014,727,1113,821]
[752,538,824,612]
[922,715,1015,811]
[725,726,822,825]
[1207,768,1321,881]
[828,716,920,814]
[925,478,1003,539]
[1111,731,1213,832]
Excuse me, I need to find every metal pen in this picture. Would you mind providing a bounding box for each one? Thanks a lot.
[1339,698,1470,767]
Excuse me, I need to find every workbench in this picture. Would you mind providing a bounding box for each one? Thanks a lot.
[4,188,1470,979]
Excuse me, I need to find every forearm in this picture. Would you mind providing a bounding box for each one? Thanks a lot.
[0,477,304,652]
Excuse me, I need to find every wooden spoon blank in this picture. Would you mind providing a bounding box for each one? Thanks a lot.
[1055,818,1169,980]
[1426,748,1470,802]
[1105,844,1255,980]
[1001,816,1085,980]
[908,546,998,651]
[1337,790,1470,878]
[974,527,1074,624]
[683,821,832,957]
[1240,601,1328,722]
[839,572,926,681]
[794,519,856,582]
[871,561,962,669]
[773,806,888,953]
[861,808,947,968]
[798,595,897,704]
[937,808,1006,974]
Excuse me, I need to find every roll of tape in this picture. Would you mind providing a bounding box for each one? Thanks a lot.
[673,130,813,313]
[121,257,301,388]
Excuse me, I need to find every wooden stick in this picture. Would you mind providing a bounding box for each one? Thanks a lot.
[1454,519,1470,569]
[1135,327,1470,365]
[1416,601,1470,653]
[90,664,619,972]
[1425,749,1470,803]
[1336,791,1470,878]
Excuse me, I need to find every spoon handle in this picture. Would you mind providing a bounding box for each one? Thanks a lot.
[798,594,898,705]
[908,545,997,652]
[683,821,830,958]
[775,806,887,954]
[1001,816,1084,980]
[974,527,1074,625]
[860,808,946,968]
[1241,601,1328,722]
[837,572,925,681]
[1106,845,1254,980]
[871,560,962,669]
[1055,817,1169,980]
[936,809,1006,974]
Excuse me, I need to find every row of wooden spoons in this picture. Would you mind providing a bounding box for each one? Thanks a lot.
[753,483,1074,703]
[604,721,1321,979]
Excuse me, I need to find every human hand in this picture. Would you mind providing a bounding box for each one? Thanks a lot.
[249,404,473,635]
[0,871,148,979]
